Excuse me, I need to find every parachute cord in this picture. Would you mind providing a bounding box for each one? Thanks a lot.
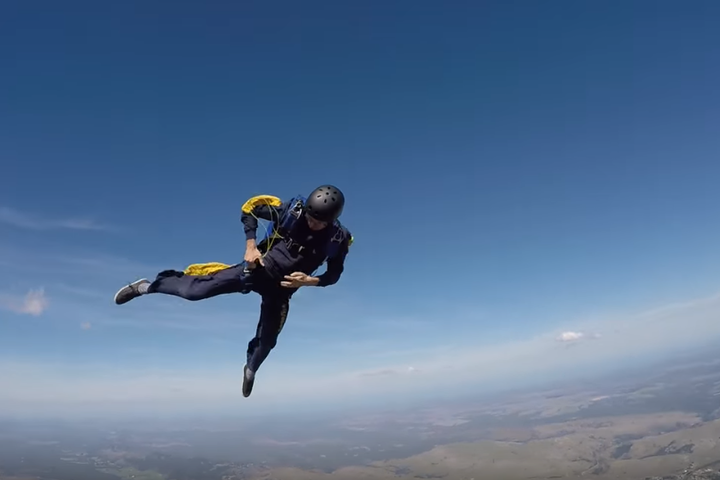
[249,208,281,259]
[250,206,318,276]
[248,204,324,278]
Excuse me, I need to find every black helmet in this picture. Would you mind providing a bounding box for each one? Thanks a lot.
[304,185,345,222]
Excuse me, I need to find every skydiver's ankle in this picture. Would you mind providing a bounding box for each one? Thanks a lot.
[138,283,150,294]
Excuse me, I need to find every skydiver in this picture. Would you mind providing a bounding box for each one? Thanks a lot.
[112,185,352,398]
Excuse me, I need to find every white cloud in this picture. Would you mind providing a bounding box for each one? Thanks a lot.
[557,331,584,342]
[555,331,601,343]
[0,206,113,232]
[0,288,49,315]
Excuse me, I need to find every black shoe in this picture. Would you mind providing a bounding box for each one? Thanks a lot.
[113,279,150,305]
[242,365,255,398]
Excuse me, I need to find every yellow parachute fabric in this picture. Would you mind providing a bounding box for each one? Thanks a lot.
[241,194,283,214]
[183,262,233,276]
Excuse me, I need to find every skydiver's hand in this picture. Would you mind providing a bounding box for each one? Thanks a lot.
[281,272,317,288]
[244,247,264,268]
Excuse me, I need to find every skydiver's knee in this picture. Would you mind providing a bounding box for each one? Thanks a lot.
[260,335,279,350]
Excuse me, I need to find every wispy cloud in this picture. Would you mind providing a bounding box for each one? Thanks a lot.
[3,287,720,418]
[358,366,420,377]
[260,288,720,402]
[0,242,164,284]
[43,282,259,335]
[1,242,255,335]
[0,206,115,232]
[0,288,49,316]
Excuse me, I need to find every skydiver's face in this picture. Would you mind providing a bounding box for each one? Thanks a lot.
[305,214,328,231]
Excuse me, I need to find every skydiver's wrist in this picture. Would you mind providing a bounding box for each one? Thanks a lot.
[304,276,320,287]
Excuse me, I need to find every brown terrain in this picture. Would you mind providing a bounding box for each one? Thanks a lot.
[248,412,720,480]
[3,353,720,480]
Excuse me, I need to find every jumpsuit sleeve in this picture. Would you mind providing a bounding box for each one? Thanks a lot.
[316,234,351,287]
[241,197,288,241]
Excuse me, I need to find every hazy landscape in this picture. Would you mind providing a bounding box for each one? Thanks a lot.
[3,348,720,480]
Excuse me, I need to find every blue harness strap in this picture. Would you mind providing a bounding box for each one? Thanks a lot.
[257,195,351,263]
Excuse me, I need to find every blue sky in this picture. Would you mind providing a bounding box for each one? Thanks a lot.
[2,0,720,418]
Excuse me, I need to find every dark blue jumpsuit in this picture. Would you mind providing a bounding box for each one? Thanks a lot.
[145,199,350,373]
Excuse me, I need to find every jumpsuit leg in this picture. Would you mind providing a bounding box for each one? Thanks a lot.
[147,264,249,301]
[246,293,290,373]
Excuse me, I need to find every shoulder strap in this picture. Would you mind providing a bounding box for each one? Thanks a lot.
[277,195,305,235]
[257,195,305,253]
[324,220,352,262]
